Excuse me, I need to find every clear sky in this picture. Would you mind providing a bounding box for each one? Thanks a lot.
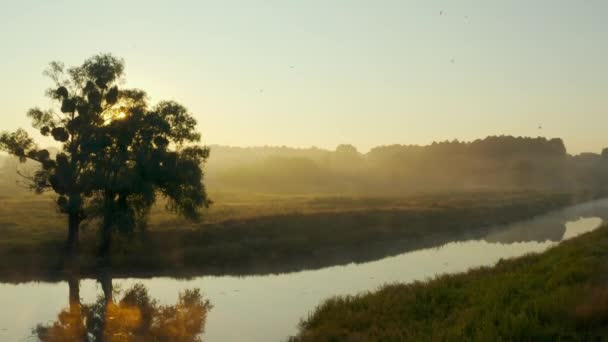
[0,0,606,154]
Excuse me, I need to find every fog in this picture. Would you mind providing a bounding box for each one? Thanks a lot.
[3,135,608,196]
[202,135,608,196]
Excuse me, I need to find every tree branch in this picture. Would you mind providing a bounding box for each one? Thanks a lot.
[15,169,36,182]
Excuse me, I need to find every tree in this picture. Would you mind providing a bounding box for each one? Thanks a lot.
[0,56,122,251]
[91,97,212,256]
[0,54,211,255]
[335,144,358,155]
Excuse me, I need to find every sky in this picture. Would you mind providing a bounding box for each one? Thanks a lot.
[0,0,606,154]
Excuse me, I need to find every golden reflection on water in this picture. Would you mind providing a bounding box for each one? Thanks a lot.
[35,276,212,342]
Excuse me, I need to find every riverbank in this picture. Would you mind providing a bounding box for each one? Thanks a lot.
[0,191,600,282]
[290,223,608,341]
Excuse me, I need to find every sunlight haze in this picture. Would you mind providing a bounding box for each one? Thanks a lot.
[1,0,606,154]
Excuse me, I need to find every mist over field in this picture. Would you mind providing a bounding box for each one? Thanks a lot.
[205,136,608,195]
[5,135,604,196]
[0,136,608,196]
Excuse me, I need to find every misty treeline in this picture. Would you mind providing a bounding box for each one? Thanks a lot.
[2,136,607,198]
[202,136,608,195]
[0,136,608,200]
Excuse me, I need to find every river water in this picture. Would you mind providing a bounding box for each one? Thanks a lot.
[2,198,608,341]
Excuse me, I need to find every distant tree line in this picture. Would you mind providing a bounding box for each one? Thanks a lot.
[4,136,606,197]
[204,137,608,195]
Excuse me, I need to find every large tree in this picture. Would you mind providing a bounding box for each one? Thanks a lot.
[0,54,211,254]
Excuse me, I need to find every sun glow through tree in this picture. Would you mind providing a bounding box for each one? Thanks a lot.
[103,111,127,125]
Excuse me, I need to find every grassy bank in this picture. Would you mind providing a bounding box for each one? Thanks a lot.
[0,191,596,282]
[291,224,608,341]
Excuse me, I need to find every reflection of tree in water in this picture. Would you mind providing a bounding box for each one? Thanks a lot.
[34,274,212,341]
[484,215,567,243]
[485,200,608,244]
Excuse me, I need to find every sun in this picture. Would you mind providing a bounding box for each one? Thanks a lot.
[102,111,128,125]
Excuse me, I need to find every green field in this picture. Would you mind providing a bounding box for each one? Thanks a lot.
[290,223,608,341]
[0,190,589,282]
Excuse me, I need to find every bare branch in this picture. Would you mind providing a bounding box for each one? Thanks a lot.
[16,169,36,182]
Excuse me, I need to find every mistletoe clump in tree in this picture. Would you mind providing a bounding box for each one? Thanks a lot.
[0,54,211,254]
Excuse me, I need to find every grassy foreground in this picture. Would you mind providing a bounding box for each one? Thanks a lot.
[291,224,608,341]
[0,190,597,282]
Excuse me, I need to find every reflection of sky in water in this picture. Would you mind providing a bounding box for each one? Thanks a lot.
[562,217,602,240]
[0,200,607,341]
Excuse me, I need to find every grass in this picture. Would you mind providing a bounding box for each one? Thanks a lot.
[290,224,608,341]
[0,190,597,282]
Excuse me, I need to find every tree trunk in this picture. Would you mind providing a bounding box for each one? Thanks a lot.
[98,224,112,261]
[68,275,80,308]
[99,270,113,304]
[99,190,114,261]
[98,270,113,341]
[67,211,80,253]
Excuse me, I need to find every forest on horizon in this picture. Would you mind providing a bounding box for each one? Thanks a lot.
[2,135,607,196]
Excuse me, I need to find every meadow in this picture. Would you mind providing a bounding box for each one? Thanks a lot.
[0,190,589,282]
